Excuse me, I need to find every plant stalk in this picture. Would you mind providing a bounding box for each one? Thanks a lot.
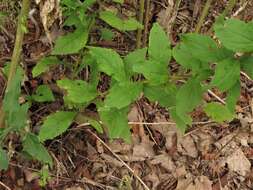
[0,0,30,128]
[195,0,213,33]
[222,0,237,17]
[136,0,145,48]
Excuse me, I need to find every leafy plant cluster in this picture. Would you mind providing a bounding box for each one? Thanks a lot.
[1,0,253,177]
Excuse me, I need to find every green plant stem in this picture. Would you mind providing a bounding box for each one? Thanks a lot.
[0,0,30,128]
[195,0,213,33]
[136,0,145,48]
[222,0,237,17]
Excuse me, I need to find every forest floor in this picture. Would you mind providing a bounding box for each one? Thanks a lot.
[1,0,253,190]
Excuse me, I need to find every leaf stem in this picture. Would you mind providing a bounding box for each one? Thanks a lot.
[136,0,145,48]
[195,0,213,33]
[0,0,30,128]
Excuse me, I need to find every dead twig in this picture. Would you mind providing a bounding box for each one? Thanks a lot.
[207,89,226,105]
[0,181,11,190]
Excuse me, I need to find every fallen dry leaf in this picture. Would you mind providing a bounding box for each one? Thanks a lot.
[226,148,251,176]
[35,0,62,44]
[178,135,198,158]
[132,135,154,161]
[150,153,176,172]
[65,187,84,190]
[185,176,212,190]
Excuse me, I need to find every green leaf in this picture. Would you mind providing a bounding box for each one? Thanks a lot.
[3,66,23,112]
[214,19,253,52]
[226,81,240,113]
[99,107,131,143]
[32,85,55,102]
[204,102,234,122]
[89,47,127,82]
[144,84,177,108]
[57,79,97,104]
[173,33,226,69]
[88,119,103,133]
[100,11,142,31]
[240,55,253,79]
[148,23,171,64]
[104,82,143,109]
[39,111,76,142]
[211,58,240,92]
[32,56,60,77]
[112,0,124,4]
[173,43,203,71]
[52,25,88,55]
[100,28,114,40]
[3,66,28,130]
[0,148,9,171]
[170,108,192,133]
[124,48,147,77]
[7,103,29,130]
[176,78,203,115]
[23,133,52,166]
[132,60,168,85]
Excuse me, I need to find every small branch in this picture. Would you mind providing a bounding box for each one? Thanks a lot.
[233,0,248,17]
[195,0,213,33]
[143,0,150,46]
[0,0,30,128]
[0,181,11,190]
[136,0,145,48]
[207,89,226,105]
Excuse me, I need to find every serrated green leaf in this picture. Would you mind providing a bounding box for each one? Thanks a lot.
[173,33,228,71]
[144,84,177,108]
[3,66,23,112]
[226,81,240,113]
[88,119,103,133]
[176,78,203,116]
[173,44,203,71]
[104,82,143,109]
[23,133,52,166]
[57,79,97,104]
[214,19,253,52]
[39,111,76,142]
[0,148,9,171]
[100,11,142,31]
[99,107,131,143]
[32,56,60,77]
[240,55,253,79]
[3,66,28,130]
[181,34,221,62]
[170,108,192,133]
[148,23,171,64]
[89,47,127,82]
[211,58,240,92]
[100,28,114,40]
[204,102,234,122]
[112,0,124,4]
[124,48,147,77]
[52,25,88,55]
[132,60,168,85]
[7,103,29,130]
[32,85,55,102]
